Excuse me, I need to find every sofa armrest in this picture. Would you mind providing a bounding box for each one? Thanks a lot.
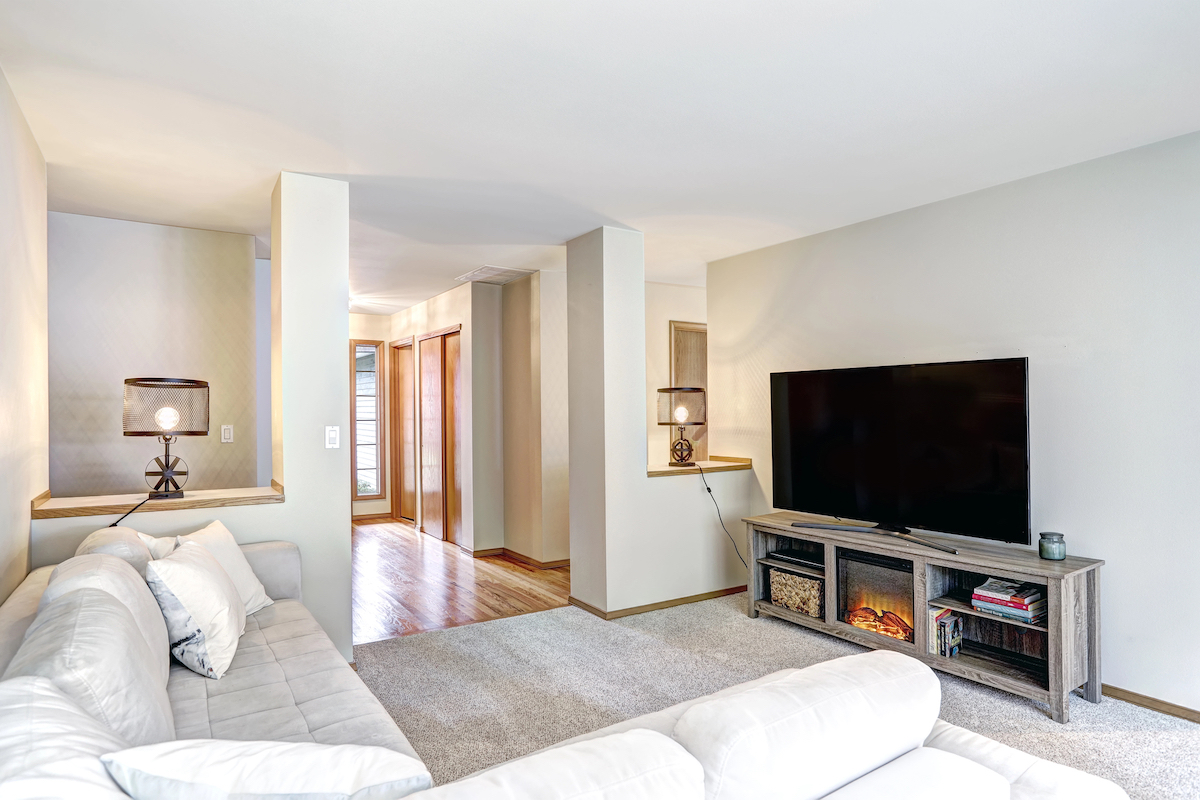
[240,541,302,602]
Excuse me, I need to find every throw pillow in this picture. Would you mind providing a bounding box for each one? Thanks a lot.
[137,531,177,560]
[102,739,433,800]
[74,527,152,577]
[145,541,246,679]
[2,589,176,746]
[177,520,273,614]
[39,554,171,686]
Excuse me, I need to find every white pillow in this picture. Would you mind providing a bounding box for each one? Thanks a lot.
[137,531,177,560]
[416,729,705,799]
[2,588,176,746]
[672,651,940,800]
[177,520,273,614]
[75,527,152,577]
[145,541,246,679]
[39,554,171,685]
[102,739,433,800]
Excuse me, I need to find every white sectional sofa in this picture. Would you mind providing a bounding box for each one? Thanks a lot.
[0,536,1129,799]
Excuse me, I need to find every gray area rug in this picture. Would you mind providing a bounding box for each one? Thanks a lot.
[354,593,1195,798]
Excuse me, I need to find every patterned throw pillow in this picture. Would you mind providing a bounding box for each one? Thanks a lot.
[144,542,245,679]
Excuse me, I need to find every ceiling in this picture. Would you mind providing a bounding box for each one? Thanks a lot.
[1,2,1198,314]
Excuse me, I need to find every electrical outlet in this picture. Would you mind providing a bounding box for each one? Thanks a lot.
[221,425,233,443]
[325,426,340,448]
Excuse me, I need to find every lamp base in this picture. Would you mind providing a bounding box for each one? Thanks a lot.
[668,461,697,468]
[148,490,183,500]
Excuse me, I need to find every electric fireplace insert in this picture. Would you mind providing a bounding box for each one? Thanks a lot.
[837,548,915,643]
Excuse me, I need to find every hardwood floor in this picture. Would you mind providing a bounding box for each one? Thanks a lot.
[352,518,571,645]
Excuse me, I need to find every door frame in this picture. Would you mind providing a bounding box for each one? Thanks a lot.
[389,336,415,523]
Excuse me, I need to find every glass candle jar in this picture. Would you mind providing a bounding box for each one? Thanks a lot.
[1039,532,1066,560]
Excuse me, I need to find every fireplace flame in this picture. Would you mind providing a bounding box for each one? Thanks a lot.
[844,591,914,642]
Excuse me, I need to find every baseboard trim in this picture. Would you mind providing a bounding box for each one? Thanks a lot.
[569,586,746,621]
[351,513,395,523]
[497,549,570,569]
[471,548,504,558]
[348,661,357,672]
[1102,684,1200,723]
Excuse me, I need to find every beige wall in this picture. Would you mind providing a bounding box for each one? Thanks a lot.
[645,282,706,466]
[48,212,258,496]
[708,131,1200,710]
[388,281,504,552]
[0,67,48,603]
[33,173,356,658]
[350,313,392,518]
[502,271,570,564]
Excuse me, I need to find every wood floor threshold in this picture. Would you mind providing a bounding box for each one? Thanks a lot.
[569,586,747,620]
[1102,684,1200,724]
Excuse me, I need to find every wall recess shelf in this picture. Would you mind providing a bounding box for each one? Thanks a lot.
[745,511,1102,723]
[31,482,285,519]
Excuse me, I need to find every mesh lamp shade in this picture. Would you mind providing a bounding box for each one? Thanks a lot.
[656,387,706,428]
[123,378,210,436]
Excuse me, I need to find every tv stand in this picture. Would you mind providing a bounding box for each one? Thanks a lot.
[754,511,1103,723]
[791,520,958,554]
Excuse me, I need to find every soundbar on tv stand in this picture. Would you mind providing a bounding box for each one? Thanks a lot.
[790,521,958,554]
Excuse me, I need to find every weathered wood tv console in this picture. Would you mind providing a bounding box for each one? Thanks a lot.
[745,511,1103,723]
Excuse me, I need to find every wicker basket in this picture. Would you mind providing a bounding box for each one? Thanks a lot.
[769,569,823,618]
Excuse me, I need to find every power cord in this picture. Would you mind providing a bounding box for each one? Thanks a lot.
[109,497,151,527]
[694,463,748,569]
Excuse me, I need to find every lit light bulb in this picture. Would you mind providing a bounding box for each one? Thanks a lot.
[155,406,180,430]
[674,405,689,423]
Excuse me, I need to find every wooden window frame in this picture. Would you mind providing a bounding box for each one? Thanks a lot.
[351,339,386,500]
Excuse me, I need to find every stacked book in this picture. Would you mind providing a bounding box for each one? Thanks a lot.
[972,578,1046,625]
[927,607,962,657]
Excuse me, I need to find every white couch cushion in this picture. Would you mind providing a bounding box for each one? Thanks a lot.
[146,540,246,679]
[0,675,128,790]
[39,553,170,685]
[417,729,705,799]
[2,588,175,746]
[822,746,1010,799]
[924,720,1130,800]
[0,566,53,675]
[102,739,432,800]
[672,650,940,800]
[178,520,273,614]
[75,526,152,577]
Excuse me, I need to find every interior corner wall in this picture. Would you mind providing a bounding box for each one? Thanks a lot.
[350,312,392,518]
[31,172,355,659]
[645,282,706,465]
[567,228,749,614]
[0,67,47,603]
[255,258,272,489]
[48,213,257,496]
[707,130,1200,711]
[387,281,503,553]
[536,270,570,563]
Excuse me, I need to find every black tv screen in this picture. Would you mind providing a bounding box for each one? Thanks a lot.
[771,358,1030,545]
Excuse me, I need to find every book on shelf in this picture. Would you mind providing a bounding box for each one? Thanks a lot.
[972,597,1045,618]
[928,607,953,655]
[972,600,1046,625]
[971,592,1043,610]
[973,578,1043,605]
[936,614,962,658]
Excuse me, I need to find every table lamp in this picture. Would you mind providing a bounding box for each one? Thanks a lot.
[122,378,209,498]
[657,387,706,466]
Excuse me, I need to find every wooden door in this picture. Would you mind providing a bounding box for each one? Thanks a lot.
[419,336,445,538]
[391,342,417,522]
[443,332,463,545]
[670,321,708,461]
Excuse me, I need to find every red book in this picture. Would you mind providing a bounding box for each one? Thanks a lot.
[972,593,1044,610]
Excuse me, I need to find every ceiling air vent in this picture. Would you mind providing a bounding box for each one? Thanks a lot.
[453,265,535,285]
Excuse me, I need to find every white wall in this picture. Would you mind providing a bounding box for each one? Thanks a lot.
[568,227,751,614]
[32,173,356,658]
[708,130,1200,710]
[349,312,392,518]
[48,213,258,496]
[388,281,504,552]
[254,258,272,488]
[0,67,47,603]
[502,271,570,564]
[645,281,706,465]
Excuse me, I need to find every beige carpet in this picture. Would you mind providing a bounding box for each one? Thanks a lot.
[354,592,1195,798]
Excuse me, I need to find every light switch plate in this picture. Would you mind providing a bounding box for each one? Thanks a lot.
[325,426,340,448]
[221,425,233,443]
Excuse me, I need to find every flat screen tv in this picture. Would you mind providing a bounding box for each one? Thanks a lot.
[771,357,1030,545]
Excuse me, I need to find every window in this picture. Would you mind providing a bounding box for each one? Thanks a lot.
[351,340,385,499]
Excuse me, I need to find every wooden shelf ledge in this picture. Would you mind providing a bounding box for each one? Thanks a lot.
[647,456,752,478]
[32,482,285,520]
